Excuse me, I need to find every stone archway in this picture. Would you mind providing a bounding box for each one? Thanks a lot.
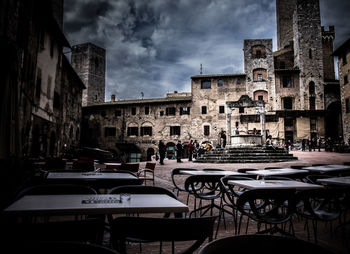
[146,148,155,161]
[325,101,342,139]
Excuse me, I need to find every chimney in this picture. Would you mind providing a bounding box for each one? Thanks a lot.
[111,94,116,102]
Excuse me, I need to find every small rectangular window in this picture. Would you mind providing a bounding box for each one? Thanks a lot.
[105,127,116,137]
[218,79,223,87]
[204,125,210,136]
[180,107,190,115]
[131,107,136,115]
[237,79,241,85]
[141,126,152,136]
[219,106,225,114]
[283,97,293,109]
[202,106,207,114]
[170,126,180,136]
[127,127,138,136]
[145,107,149,115]
[282,76,292,88]
[344,75,348,84]
[258,95,264,101]
[115,110,121,117]
[285,118,293,127]
[343,54,347,65]
[53,92,60,109]
[160,111,164,116]
[310,117,317,131]
[346,98,350,113]
[166,107,176,116]
[201,80,211,89]
[239,107,244,113]
[257,74,263,81]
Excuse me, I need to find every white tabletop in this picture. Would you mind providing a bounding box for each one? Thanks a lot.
[104,163,122,166]
[245,168,309,177]
[180,170,245,176]
[47,172,137,180]
[302,165,350,173]
[227,180,323,190]
[317,176,350,187]
[3,194,188,216]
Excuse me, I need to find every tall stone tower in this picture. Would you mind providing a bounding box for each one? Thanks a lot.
[293,0,324,110]
[276,0,296,50]
[71,43,106,106]
[322,26,335,80]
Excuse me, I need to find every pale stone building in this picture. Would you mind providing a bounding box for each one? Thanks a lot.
[81,0,343,161]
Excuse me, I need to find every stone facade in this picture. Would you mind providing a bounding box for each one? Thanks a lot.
[333,37,350,144]
[80,0,343,161]
[71,43,106,106]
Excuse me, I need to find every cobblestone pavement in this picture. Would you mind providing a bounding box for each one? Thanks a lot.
[110,150,350,253]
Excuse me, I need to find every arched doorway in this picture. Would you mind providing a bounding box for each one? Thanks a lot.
[166,142,176,159]
[325,101,342,139]
[146,148,155,161]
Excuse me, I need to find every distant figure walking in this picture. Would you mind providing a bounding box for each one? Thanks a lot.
[176,140,183,163]
[158,140,166,165]
[187,140,194,161]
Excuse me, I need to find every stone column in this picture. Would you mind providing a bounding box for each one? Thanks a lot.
[226,107,233,145]
[260,110,266,144]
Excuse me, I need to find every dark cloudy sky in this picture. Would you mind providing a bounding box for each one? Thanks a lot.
[63,0,350,101]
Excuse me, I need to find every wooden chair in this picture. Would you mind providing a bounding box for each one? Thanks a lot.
[137,162,156,186]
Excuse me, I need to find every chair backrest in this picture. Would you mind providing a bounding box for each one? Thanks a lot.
[264,167,282,170]
[236,189,296,225]
[11,241,120,254]
[13,183,97,201]
[145,162,156,170]
[220,175,254,207]
[305,174,333,184]
[119,163,140,173]
[110,216,217,254]
[237,168,259,173]
[198,234,335,254]
[295,188,343,221]
[171,168,197,192]
[184,175,222,200]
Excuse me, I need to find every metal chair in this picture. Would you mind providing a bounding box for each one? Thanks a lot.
[171,168,199,204]
[236,189,297,236]
[137,162,156,186]
[198,234,336,254]
[110,216,217,254]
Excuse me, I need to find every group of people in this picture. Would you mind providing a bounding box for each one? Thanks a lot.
[157,139,213,164]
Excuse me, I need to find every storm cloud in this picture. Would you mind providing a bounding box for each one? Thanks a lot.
[63,0,350,101]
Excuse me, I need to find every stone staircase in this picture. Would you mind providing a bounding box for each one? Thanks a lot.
[194,147,298,163]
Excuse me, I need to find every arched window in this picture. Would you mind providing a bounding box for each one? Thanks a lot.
[309,81,315,94]
[253,68,267,82]
[254,90,268,103]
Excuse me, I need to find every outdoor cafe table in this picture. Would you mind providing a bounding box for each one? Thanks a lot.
[302,164,350,173]
[180,170,246,176]
[245,168,309,178]
[46,172,136,180]
[227,179,323,190]
[317,176,350,187]
[3,194,189,216]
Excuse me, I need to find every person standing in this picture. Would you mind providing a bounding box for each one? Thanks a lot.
[158,140,166,165]
[317,138,321,152]
[176,140,183,163]
[301,139,306,151]
[187,140,194,161]
[221,131,227,148]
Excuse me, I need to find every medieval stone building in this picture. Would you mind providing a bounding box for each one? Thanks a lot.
[81,0,343,162]
[333,37,350,145]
